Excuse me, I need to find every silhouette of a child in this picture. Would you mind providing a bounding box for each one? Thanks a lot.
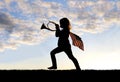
[48,18,81,70]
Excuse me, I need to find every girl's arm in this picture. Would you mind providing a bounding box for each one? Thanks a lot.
[55,24,60,37]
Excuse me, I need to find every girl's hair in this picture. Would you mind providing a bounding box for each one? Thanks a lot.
[60,18,71,30]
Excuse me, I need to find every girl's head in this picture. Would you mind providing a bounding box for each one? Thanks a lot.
[60,18,71,30]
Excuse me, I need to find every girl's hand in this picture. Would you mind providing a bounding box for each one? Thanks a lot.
[55,24,59,28]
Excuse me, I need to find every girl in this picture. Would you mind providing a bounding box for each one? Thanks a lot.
[48,18,80,70]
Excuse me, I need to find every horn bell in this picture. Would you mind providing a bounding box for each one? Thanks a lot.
[41,23,47,30]
[40,23,56,31]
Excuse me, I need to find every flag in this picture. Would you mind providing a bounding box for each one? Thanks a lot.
[70,32,84,51]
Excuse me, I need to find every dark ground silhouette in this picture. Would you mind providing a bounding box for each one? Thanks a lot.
[0,69,119,81]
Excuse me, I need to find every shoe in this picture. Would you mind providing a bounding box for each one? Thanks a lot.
[48,66,57,69]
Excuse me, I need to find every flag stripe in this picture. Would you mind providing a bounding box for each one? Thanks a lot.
[70,32,84,51]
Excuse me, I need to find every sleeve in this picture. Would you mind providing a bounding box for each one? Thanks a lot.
[55,24,61,37]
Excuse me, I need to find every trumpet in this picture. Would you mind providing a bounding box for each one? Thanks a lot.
[40,21,57,31]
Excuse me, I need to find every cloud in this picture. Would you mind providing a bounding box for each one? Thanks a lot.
[0,12,15,32]
[0,11,42,51]
[0,0,120,52]
[66,0,120,33]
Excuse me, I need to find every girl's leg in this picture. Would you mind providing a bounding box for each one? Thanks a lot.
[48,47,63,69]
[64,48,81,70]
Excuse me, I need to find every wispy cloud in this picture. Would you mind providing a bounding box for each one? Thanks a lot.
[0,0,119,51]
[67,0,120,33]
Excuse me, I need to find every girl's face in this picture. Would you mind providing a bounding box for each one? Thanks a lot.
[60,18,70,29]
[60,22,64,28]
[60,21,66,29]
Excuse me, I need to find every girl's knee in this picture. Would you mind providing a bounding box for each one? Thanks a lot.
[50,51,55,55]
[68,56,76,60]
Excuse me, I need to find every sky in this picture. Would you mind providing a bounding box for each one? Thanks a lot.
[0,0,120,70]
